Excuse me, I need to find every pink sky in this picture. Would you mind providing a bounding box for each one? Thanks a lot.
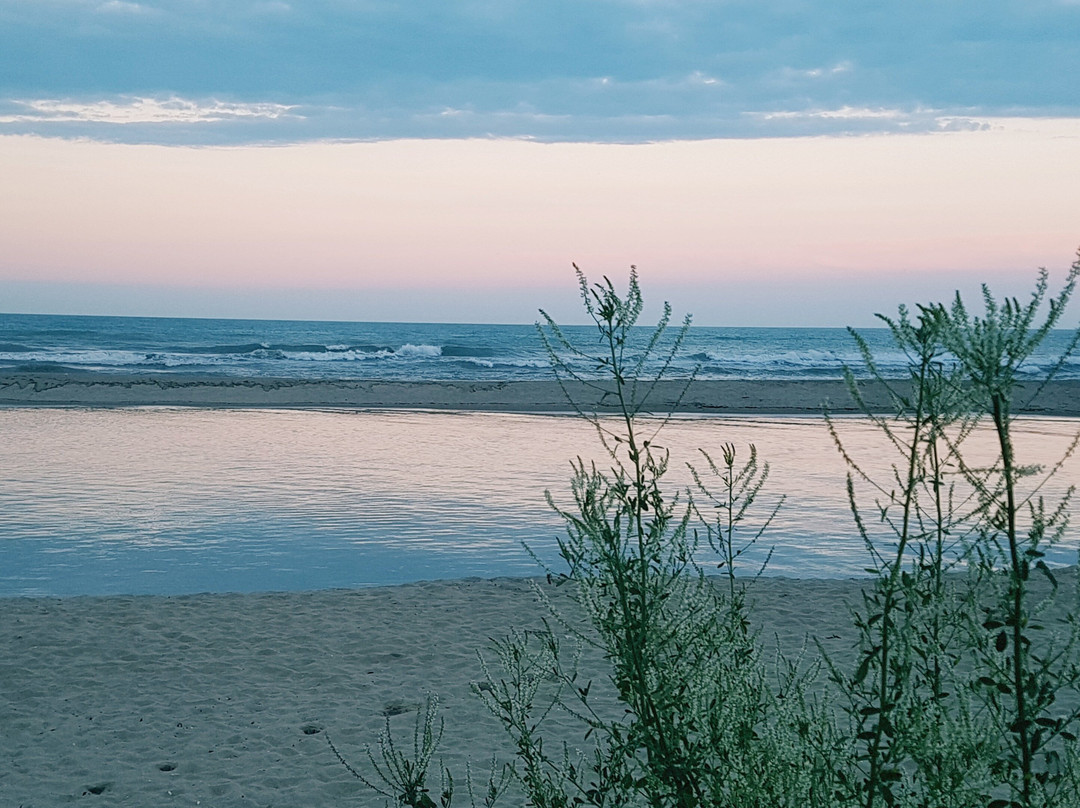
[2,120,1079,325]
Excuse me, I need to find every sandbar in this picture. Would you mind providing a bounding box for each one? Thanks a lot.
[3,373,1080,415]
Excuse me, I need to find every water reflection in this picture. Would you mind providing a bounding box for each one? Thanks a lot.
[0,408,1076,596]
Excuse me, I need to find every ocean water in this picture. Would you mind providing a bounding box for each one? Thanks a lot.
[4,312,1080,381]
[2,313,1078,597]
[1,408,1076,597]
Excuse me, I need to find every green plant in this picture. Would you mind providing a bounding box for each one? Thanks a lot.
[327,695,508,808]
[828,256,1080,808]
[827,303,994,807]
[689,441,782,607]
[327,695,451,808]
[331,268,833,808]
[477,267,840,808]
[335,254,1080,808]
[535,268,717,808]
[933,262,1080,808]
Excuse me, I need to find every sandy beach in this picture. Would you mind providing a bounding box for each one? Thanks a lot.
[4,570,1074,807]
[4,373,1080,414]
[4,373,1079,806]
[0,574,885,807]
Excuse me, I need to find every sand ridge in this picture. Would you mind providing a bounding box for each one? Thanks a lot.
[3,373,1080,415]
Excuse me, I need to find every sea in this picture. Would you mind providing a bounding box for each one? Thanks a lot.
[1,313,1078,598]
[4,312,1080,382]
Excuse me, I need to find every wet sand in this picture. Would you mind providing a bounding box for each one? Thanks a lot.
[3,373,1080,415]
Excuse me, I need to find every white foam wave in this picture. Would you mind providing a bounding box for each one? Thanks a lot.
[0,349,149,366]
[476,358,548,369]
[144,353,236,367]
[282,349,389,362]
[694,347,920,372]
[282,350,390,362]
[697,347,836,364]
[396,343,442,358]
[276,344,443,363]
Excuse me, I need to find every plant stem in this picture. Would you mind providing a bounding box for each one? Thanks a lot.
[726,453,736,603]
[992,392,1033,805]
[607,318,701,808]
[864,359,929,808]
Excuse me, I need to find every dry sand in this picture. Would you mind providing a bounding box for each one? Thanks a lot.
[4,567,1079,806]
[3,373,1080,415]
[0,575,873,807]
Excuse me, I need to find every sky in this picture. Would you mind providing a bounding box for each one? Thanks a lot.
[1,0,1079,326]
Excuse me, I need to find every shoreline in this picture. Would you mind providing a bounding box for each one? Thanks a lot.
[4,373,1080,415]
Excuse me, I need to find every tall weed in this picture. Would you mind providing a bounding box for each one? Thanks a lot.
[827,304,993,807]
[496,267,840,807]
[933,263,1080,808]
[335,255,1080,808]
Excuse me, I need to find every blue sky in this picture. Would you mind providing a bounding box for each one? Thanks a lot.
[3,0,1079,144]
[1,1,1079,325]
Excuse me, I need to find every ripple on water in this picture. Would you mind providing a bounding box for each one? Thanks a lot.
[0,409,1076,596]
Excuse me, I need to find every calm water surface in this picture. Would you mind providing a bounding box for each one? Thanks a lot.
[1,408,1077,596]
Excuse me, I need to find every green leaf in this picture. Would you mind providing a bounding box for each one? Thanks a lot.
[854,653,874,685]
[1036,560,1058,587]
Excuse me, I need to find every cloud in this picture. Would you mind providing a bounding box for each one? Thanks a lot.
[754,107,909,122]
[0,0,1076,144]
[0,97,299,125]
[95,1,152,14]
[774,62,854,82]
